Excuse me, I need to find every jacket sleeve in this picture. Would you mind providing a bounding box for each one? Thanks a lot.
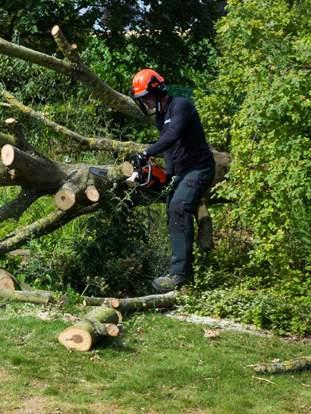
[145,99,194,156]
[163,149,174,177]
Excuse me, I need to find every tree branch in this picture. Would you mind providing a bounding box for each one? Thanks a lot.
[0,204,99,255]
[0,31,143,119]
[1,87,144,155]
[0,188,41,222]
[4,118,35,152]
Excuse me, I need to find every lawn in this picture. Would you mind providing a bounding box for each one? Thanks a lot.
[0,303,310,414]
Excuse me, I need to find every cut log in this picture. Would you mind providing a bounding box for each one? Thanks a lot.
[58,305,122,351]
[0,288,56,304]
[85,185,100,202]
[1,144,66,190]
[249,356,311,374]
[0,269,16,290]
[54,168,88,210]
[82,296,121,307]
[51,25,81,64]
[116,291,178,314]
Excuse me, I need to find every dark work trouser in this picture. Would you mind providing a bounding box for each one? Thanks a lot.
[167,167,215,278]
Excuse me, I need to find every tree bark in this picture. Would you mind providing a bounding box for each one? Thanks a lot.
[1,144,67,191]
[82,291,178,314]
[114,291,178,314]
[0,31,143,119]
[58,305,122,351]
[0,288,56,304]
[0,269,16,290]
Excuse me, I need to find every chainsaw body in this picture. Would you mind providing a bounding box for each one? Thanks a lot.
[89,160,168,191]
[126,160,168,190]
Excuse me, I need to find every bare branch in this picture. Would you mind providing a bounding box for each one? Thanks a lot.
[51,25,82,64]
[4,118,35,152]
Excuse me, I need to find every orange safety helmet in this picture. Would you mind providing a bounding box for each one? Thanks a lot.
[130,68,166,98]
[130,68,167,115]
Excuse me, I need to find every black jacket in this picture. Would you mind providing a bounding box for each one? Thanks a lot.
[145,96,214,176]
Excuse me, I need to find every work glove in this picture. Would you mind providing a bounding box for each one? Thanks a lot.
[129,151,149,169]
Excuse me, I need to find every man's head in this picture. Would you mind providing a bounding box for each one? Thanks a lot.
[130,68,167,115]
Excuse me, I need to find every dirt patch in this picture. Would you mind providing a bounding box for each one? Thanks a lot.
[0,367,9,380]
[1,396,133,414]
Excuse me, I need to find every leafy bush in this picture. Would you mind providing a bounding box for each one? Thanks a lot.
[189,0,311,335]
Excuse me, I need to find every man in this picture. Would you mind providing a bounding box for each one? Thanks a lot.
[130,68,215,293]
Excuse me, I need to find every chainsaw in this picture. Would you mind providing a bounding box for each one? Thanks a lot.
[89,158,168,191]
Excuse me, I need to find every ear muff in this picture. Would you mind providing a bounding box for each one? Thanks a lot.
[147,76,167,96]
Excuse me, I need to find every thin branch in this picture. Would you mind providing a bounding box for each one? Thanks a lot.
[1,87,145,155]
[0,188,41,222]
[4,118,35,152]
[51,25,82,64]
[0,204,99,255]
[0,32,143,119]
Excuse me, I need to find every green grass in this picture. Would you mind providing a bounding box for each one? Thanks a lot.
[0,304,310,414]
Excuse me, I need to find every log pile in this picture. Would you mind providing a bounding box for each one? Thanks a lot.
[58,291,178,351]
[0,269,178,352]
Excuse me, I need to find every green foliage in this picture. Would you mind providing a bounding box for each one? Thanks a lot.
[190,0,311,335]
[2,0,310,336]
[0,188,169,296]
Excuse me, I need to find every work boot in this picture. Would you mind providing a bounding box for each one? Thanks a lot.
[151,273,189,293]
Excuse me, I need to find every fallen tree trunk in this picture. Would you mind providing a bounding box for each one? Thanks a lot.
[58,306,122,351]
[249,356,311,374]
[0,288,56,304]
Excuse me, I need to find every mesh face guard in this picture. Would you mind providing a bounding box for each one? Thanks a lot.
[130,70,167,115]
